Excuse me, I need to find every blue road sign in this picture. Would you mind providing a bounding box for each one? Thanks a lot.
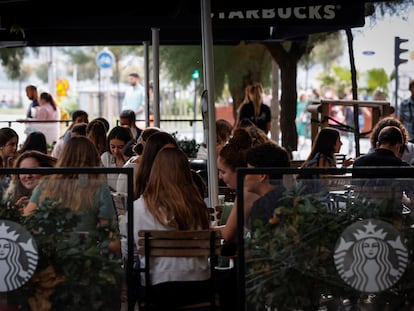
[96,49,114,69]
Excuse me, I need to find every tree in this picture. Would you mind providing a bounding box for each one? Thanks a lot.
[299,32,344,89]
[0,47,38,80]
[262,0,414,153]
[364,68,390,96]
[159,43,272,121]
[263,32,344,153]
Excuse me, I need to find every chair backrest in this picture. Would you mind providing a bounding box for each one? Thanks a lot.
[138,229,222,258]
[335,153,346,167]
[137,229,222,310]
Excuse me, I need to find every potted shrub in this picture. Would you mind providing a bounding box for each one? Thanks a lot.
[245,183,414,310]
[0,198,123,311]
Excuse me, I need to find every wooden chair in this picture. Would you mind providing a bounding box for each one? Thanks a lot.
[136,229,222,311]
[334,153,347,167]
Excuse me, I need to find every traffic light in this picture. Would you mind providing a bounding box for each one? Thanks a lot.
[394,36,409,67]
[192,69,200,80]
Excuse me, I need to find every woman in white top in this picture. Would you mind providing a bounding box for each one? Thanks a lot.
[132,147,211,308]
[100,125,133,191]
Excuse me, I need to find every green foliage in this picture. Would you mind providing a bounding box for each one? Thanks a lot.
[61,95,80,116]
[160,44,272,105]
[171,131,200,158]
[365,68,390,94]
[246,183,414,310]
[300,32,344,71]
[0,198,122,310]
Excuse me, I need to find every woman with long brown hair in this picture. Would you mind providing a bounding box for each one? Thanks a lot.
[23,136,120,255]
[132,147,211,308]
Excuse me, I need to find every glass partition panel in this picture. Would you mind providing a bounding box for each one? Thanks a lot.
[0,167,134,311]
[237,167,414,311]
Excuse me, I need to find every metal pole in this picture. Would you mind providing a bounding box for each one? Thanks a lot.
[193,79,197,140]
[144,41,150,127]
[201,0,218,210]
[395,65,399,119]
[98,69,103,117]
[151,28,160,128]
[48,46,56,97]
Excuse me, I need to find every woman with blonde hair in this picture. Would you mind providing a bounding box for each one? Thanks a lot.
[234,84,253,129]
[237,82,271,135]
[23,136,120,255]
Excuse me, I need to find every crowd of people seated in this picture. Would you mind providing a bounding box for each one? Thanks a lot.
[2,101,414,311]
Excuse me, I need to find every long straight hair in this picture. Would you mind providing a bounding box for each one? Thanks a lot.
[38,136,104,211]
[143,148,210,230]
[134,131,178,199]
[304,127,340,165]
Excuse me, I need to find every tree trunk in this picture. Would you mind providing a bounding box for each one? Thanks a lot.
[279,56,298,153]
[263,41,307,154]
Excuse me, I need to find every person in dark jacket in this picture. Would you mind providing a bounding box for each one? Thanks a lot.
[352,125,412,218]
[353,125,410,175]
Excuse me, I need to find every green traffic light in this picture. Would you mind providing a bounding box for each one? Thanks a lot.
[192,69,200,80]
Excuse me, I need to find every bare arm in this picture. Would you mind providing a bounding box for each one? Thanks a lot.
[99,218,121,257]
[23,201,38,216]
[218,190,259,242]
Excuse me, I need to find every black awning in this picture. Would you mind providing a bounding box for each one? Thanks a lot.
[0,1,367,46]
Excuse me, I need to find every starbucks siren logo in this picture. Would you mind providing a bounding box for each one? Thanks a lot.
[0,220,38,292]
[334,219,408,293]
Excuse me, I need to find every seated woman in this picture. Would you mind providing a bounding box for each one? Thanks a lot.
[298,127,353,172]
[296,127,353,193]
[216,128,260,243]
[0,127,19,197]
[3,150,57,209]
[101,125,134,191]
[115,126,161,196]
[18,131,48,154]
[132,147,211,309]
[23,136,121,256]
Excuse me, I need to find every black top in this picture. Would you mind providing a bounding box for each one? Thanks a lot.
[352,148,410,179]
[250,186,286,233]
[239,102,271,134]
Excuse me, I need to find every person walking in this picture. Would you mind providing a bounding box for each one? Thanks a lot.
[121,73,145,126]
[25,85,39,118]
[399,79,414,142]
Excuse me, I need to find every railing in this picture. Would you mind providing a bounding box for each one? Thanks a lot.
[2,118,206,143]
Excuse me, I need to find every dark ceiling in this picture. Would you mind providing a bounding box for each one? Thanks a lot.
[0,1,369,46]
